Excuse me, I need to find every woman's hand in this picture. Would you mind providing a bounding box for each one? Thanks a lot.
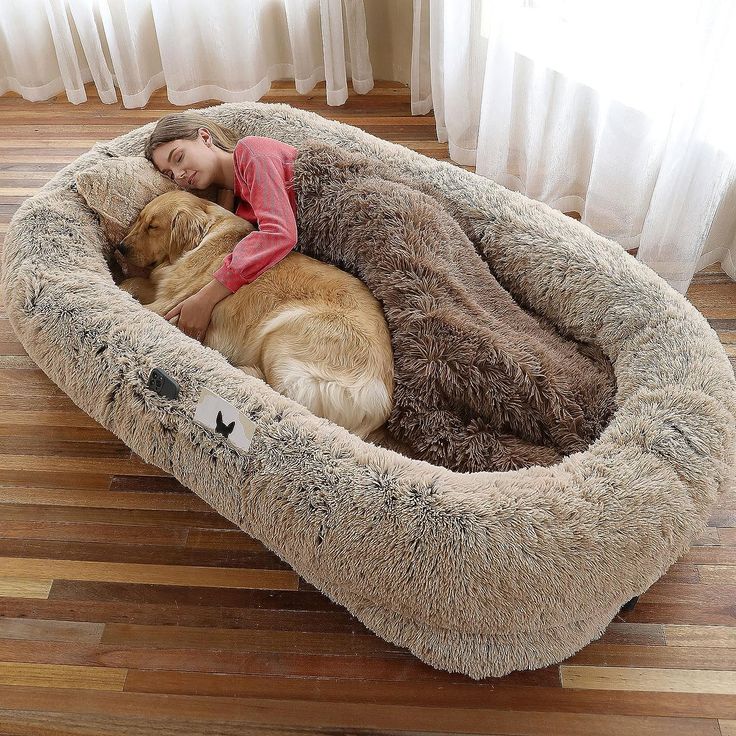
[164,290,214,343]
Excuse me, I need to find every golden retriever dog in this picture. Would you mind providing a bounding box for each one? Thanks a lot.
[116,190,394,440]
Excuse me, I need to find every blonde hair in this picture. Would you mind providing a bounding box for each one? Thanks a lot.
[144,112,241,166]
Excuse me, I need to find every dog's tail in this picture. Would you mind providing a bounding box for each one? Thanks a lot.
[254,306,392,438]
[270,356,392,438]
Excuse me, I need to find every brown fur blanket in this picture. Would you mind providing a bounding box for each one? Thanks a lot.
[291,140,618,473]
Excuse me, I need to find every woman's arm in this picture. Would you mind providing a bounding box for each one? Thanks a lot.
[211,147,298,294]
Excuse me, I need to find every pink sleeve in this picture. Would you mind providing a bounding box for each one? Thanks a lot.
[212,144,298,293]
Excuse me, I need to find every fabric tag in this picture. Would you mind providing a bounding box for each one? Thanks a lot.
[193,386,256,452]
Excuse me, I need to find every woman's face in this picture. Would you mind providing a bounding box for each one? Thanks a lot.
[151,128,217,191]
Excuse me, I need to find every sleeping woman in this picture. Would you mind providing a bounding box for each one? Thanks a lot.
[145,112,299,344]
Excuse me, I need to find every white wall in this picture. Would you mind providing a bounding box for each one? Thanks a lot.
[362,0,413,84]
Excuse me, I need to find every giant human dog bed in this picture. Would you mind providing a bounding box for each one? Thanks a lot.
[2,101,735,680]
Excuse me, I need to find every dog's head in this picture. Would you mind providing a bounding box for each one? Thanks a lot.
[116,190,214,268]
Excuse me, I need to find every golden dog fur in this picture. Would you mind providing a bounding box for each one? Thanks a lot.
[117,190,394,439]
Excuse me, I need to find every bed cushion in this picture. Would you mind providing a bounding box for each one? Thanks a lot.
[73,148,222,245]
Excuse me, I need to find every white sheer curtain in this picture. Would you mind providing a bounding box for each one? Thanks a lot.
[0,0,373,108]
[411,0,736,294]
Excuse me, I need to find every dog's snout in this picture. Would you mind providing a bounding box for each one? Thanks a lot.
[116,243,128,255]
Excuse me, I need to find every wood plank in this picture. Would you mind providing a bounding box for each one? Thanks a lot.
[0,557,299,589]
[0,686,723,735]
[0,661,126,691]
[561,665,736,694]
[0,487,213,512]
[0,454,171,477]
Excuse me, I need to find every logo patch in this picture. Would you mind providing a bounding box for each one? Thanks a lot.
[193,386,255,452]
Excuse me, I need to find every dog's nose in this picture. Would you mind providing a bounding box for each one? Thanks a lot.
[116,243,128,255]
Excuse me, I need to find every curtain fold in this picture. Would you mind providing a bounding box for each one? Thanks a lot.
[411,0,736,293]
[0,0,374,108]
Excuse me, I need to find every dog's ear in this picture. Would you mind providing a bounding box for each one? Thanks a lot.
[170,202,210,258]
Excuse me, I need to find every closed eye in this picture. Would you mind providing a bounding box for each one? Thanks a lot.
[164,153,183,180]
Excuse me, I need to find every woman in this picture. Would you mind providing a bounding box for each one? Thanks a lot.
[145,112,299,342]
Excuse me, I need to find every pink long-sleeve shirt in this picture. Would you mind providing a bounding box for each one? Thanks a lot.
[212,136,299,293]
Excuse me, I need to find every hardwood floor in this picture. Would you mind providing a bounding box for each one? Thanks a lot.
[0,80,735,736]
